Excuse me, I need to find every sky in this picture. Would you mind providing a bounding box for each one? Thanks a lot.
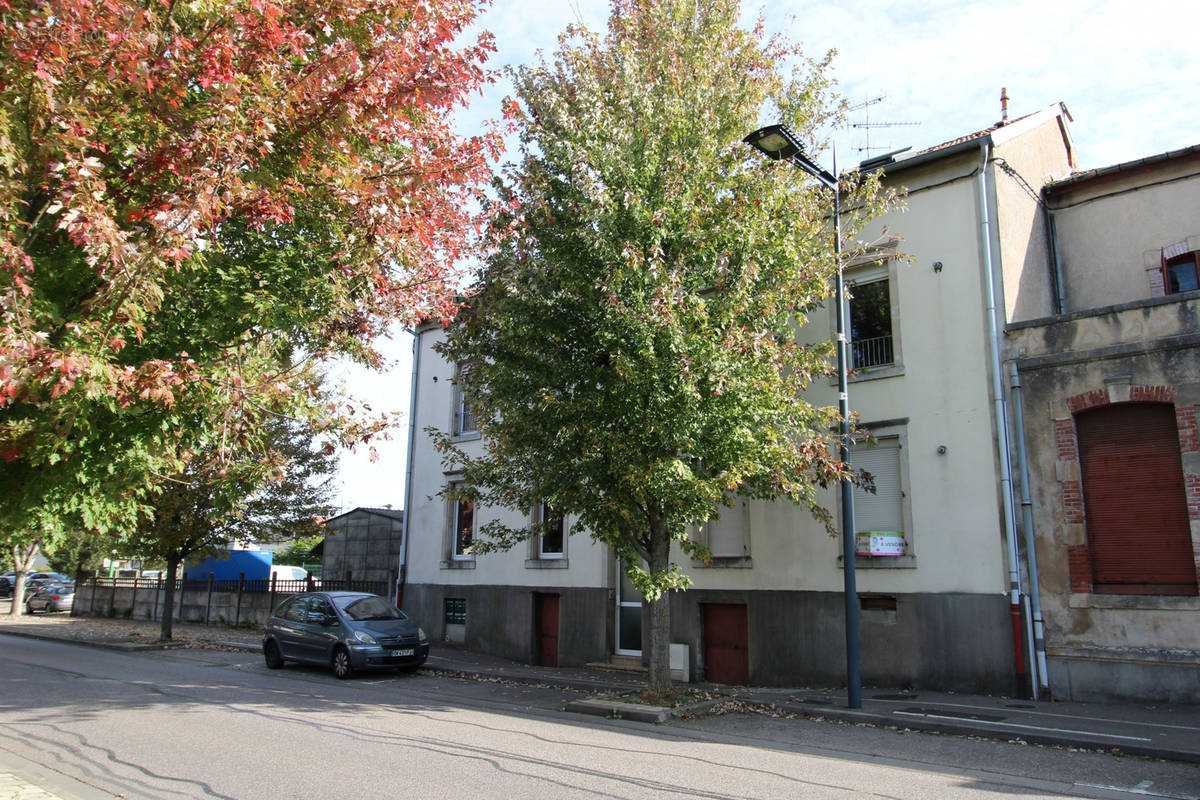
[332,0,1200,512]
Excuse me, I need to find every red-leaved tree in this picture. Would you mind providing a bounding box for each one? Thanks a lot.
[0,0,499,558]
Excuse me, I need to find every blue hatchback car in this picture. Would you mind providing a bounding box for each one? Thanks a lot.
[263,592,429,679]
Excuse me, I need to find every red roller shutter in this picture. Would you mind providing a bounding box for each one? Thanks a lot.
[1076,403,1197,595]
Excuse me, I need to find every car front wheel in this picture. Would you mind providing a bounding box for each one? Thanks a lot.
[263,640,284,669]
[332,646,354,679]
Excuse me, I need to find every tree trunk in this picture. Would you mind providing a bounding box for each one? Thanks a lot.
[159,551,180,641]
[6,540,39,618]
[644,518,673,694]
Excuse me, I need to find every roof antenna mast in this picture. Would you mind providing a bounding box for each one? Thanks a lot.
[847,95,920,156]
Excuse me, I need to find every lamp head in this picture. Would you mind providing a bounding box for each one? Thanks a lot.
[743,124,802,161]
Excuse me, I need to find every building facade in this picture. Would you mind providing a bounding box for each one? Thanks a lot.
[1008,145,1200,702]
[399,106,1101,694]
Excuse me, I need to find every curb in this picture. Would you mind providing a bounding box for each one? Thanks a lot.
[0,626,187,651]
[772,702,1200,765]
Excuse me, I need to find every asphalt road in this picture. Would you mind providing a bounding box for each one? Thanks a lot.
[1,634,1197,800]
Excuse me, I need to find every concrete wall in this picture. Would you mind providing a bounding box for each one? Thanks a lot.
[74,579,284,627]
[1047,149,1200,314]
[1011,292,1200,702]
[404,582,611,666]
[990,110,1075,324]
[670,589,1014,692]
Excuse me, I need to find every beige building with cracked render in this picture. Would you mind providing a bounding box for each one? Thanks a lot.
[395,104,1198,700]
[1008,144,1200,702]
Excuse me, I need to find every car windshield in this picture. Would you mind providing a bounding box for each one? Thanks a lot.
[334,595,406,621]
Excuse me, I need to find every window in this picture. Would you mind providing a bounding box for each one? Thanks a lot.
[279,597,307,623]
[537,503,565,558]
[1076,403,1196,595]
[849,278,894,369]
[695,496,750,564]
[306,596,335,624]
[847,432,913,566]
[453,366,477,437]
[851,437,904,536]
[1165,252,1199,294]
[453,495,474,559]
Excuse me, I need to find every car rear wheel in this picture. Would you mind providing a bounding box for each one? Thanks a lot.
[263,640,285,669]
[332,646,354,679]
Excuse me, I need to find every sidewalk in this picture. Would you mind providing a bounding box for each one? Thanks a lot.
[419,643,1200,764]
[3,617,1199,764]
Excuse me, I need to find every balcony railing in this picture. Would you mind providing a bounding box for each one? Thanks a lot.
[851,335,894,370]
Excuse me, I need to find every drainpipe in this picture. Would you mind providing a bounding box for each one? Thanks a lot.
[1009,361,1050,696]
[397,328,422,608]
[977,140,1029,695]
[1043,204,1066,314]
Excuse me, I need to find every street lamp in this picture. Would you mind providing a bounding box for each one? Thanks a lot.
[744,124,862,710]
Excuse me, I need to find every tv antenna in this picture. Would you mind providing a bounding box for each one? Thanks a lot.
[846,95,920,156]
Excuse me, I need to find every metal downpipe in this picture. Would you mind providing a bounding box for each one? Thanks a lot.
[977,140,1029,694]
[1009,361,1051,695]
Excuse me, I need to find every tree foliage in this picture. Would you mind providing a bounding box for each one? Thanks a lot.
[433,0,893,690]
[123,412,337,639]
[0,0,499,538]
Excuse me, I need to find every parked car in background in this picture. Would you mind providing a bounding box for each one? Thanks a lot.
[262,592,429,679]
[269,565,309,582]
[25,582,75,613]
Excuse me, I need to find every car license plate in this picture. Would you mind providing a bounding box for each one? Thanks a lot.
[392,648,414,657]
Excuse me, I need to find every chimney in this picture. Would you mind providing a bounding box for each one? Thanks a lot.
[1000,87,1009,124]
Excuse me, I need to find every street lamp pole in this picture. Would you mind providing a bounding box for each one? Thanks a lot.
[743,125,862,709]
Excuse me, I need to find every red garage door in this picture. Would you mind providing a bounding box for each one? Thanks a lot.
[1077,403,1197,595]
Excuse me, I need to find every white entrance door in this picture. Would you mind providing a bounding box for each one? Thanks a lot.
[615,564,643,656]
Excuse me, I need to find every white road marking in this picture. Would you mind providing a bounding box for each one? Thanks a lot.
[891,710,1152,742]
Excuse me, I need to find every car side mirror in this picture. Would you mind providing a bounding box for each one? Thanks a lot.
[321,614,338,627]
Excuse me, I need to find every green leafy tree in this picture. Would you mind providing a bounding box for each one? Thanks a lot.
[45,528,114,581]
[274,535,325,569]
[434,0,892,691]
[124,413,337,640]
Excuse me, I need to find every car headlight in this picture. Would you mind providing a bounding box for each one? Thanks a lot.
[418,627,428,642]
[353,630,378,645]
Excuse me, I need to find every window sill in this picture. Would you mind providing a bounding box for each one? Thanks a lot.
[838,554,917,569]
[525,558,569,569]
[849,363,905,383]
[451,431,482,443]
[693,556,753,569]
[1068,593,1200,610]
[440,559,476,570]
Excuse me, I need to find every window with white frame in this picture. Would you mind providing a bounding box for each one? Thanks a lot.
[445,483,475,561]
[452,366,477,437]
[536,503,565,559]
